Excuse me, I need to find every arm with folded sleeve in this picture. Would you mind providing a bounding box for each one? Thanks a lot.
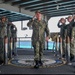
[27,15,36,27]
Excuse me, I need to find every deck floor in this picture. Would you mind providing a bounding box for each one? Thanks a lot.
[0,48,75,74]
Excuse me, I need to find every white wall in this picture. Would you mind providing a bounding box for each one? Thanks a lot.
[13,15,69,37]
[13,20,32,37]
[48,15,69,33]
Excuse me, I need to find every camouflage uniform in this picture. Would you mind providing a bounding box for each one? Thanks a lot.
[7,23,12,58]
[66,19,75,58]
[11,24,17,55]
[57,22,66,57]
[0,21,7,61]
[71,26,75,56]
[11,24,17,38]
[70,20,75,56]
[66,20,73,40]
[27,19,50,61]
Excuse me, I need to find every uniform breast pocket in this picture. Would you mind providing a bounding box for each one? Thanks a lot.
[41,24,46,30]
[33,24,39,30]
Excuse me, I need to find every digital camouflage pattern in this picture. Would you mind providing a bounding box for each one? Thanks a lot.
[0,22,7,38]
[27,19,50,46]
[7,23,12,38]
[0,21,8,61]
[27,19,50,61]
[70,23,75,56]
[0,38,4,61]
[11,24,17,55]
[57,22,67,56]
[57,23,67,39]
[7,23,13,58]
[65,19,75,56]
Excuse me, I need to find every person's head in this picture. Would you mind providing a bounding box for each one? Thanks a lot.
[66,16,73,22]
[35,10,42,21]
[60,18,66,24]
[1,16,7,23]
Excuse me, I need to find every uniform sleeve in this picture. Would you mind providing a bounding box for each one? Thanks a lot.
[71,27,75,39]
[15,26,17,37]
[71,19,75,27]
[45,22,50,38]
[70,19,74,26]
[14,25,17,31]
[27,19,34,27]
[57,22,62,28]
[0,22,6,27]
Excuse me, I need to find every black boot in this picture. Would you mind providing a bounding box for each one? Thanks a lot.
[62,54,65,58]
[70,54,74,61]
[34,60,39,69]
[0,60,3,65]
[39,60,43,66]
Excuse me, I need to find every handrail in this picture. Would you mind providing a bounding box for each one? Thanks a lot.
[16,37,32,49]
[16,37,56,50]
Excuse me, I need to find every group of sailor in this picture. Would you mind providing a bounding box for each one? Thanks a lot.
[56,15,75,61]
[0,16,17,64]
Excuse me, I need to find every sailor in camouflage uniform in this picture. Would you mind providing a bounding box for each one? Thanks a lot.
[66,16,75,61]
[11,23,17,55]
[7,22,14,58]
[57,18,66,58]
[27,11,50,68]
[0,16,8,64]
[71,22,75,57]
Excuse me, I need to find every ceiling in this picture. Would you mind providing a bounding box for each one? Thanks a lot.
[0,8,32,22]
[0,0,75,22]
